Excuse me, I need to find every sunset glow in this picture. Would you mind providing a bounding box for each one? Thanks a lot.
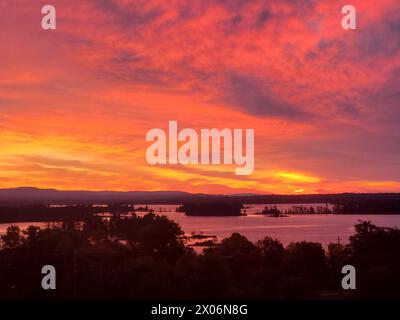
[1,0,400,194]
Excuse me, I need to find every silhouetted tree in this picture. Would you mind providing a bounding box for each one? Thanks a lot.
[1,225,22,248]
[347,221,400,298]
[257,236,285,267]
[285,241,327,291]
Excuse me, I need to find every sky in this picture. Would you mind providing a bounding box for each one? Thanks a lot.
[0,0,400,194]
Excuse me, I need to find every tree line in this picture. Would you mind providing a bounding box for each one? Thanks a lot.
[0,212,399,299]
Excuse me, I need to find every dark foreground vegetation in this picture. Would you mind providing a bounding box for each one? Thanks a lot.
[0,212,399,300]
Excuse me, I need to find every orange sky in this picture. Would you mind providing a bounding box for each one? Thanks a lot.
[1,0,400,194]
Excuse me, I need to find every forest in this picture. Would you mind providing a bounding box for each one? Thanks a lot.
[0,212,399,299]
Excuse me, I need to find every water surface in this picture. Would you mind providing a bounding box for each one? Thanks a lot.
[2,204,400,247]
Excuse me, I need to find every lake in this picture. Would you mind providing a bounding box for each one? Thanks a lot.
[1,204,400,247]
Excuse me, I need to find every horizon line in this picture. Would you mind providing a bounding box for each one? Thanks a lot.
[2,186,400,197]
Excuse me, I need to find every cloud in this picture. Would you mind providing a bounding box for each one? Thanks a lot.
[222,73,308,119]
[94,0,164,30]
[356,7,400,59]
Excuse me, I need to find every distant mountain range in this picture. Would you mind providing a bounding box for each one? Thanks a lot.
[0,187,400,205]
